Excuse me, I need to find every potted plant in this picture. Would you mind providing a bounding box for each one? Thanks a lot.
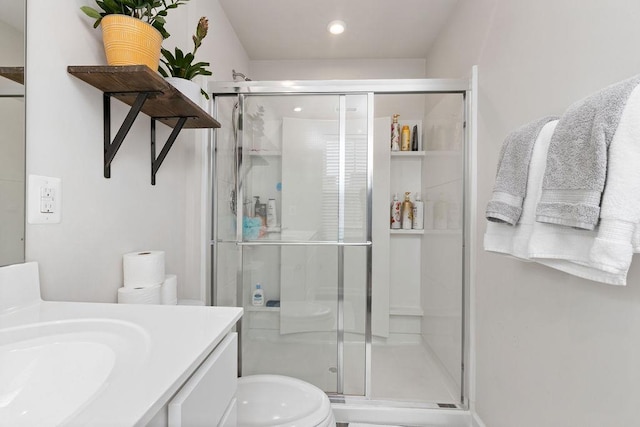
[80,0,190,70]
[158,16,212,104]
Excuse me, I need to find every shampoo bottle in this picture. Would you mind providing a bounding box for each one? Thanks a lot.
[401,192,413,230]
[267,198,277,228]
[252,283,264,307]
[390,193,402,229]
[412,192,424,230]
[391,114,400,151]
[401,125,411,151]
[411,125,419,151]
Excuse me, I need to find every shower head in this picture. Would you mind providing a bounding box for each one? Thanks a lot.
[232,69,251,81]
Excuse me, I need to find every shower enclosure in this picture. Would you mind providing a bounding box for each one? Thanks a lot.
[209,76,475,415]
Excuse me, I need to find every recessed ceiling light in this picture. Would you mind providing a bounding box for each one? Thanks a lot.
[327,20,346,35]
[293,107,302,112]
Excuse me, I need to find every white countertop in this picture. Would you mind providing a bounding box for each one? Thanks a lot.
[0,300,243,426]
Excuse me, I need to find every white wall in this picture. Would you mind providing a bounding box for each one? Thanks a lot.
[250,58,426,80]
[25,0,248,302]
[425,1,640,426]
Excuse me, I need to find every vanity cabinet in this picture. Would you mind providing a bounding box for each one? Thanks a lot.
[147,332,238,427]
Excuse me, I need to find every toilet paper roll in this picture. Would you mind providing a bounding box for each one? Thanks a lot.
[117,284,162,304]
[123,251,165,288]
[161,274,178,305]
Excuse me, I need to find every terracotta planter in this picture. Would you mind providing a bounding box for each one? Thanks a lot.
[101,15,163,70]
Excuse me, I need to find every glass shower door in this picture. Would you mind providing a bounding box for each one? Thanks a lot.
[231,93,370,395]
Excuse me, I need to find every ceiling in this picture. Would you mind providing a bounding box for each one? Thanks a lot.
[218,0,459,61]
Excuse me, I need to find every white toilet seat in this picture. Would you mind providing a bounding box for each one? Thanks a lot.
[237,374,336,427]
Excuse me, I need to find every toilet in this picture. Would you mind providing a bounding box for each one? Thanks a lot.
[237,375,336,426]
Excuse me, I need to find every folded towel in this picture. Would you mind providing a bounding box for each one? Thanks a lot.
[484,120,558,256]
[536,74,640,230]
[485,116,559,225]
[528,82,640,285]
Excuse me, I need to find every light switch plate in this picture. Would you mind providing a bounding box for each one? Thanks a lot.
[28,175,62,224]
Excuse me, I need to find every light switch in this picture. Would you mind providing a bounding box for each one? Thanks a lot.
[28,175,62,224]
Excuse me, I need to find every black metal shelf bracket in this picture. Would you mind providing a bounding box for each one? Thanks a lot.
[150,117,188,185]
[102,91,192,185]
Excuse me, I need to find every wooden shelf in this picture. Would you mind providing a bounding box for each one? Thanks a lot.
[0,66,24,85]
[67,65,220,129]
[67,65,221,185]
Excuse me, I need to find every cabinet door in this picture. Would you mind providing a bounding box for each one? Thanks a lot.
[168,333,238,427]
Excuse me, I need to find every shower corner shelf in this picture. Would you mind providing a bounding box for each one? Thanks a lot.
[390,229,425,235]
[67,65,221,185]
[390,151,425,157]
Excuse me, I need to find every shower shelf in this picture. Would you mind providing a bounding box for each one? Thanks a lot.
[390,229,425,235]
[67,65,220,185]
[391,151,425,157]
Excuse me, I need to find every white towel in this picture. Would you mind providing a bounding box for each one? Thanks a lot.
[484,121,558,258]
[528,82,640,285]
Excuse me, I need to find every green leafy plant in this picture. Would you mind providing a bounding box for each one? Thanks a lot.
[158,17,212,98]
[80,0,191,39]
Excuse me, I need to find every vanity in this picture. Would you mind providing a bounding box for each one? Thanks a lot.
[0,262,243,426]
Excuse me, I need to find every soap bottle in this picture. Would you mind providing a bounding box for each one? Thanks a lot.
[252,283,264,306]
[401,192,413,230]
[412,192,424,230]
[401,125,411,151]
[390,193,402,229]
[391,114,400,151]
[434,193,448,230]
[267,198,277,229]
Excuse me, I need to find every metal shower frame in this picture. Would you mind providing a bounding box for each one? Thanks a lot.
[207,76,474,410]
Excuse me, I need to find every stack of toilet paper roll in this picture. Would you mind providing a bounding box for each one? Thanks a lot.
[117,251,178,305]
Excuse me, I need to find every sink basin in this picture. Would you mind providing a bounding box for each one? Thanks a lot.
[0,319,150,426]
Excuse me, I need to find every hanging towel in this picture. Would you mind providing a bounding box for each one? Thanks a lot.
[536,74,640,230]
[485,116,559,225]
[484,120,559,257]
[528,82,640,285]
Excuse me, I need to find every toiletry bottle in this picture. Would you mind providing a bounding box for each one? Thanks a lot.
[434,193,448,230]
[411,125,419,151]
[252,283,264,307]
[254,197,267,225]
[391,114,400,151]
[412,192,424,230]
[390,193,402,229]
[401,125,411,151]
[401,192,413,230]
[267,198,277,228]
[423,193,435,229]
[254,196,261,217]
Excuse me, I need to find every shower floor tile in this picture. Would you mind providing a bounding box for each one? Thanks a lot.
[370,342,458,403]
[242,334,458,404]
